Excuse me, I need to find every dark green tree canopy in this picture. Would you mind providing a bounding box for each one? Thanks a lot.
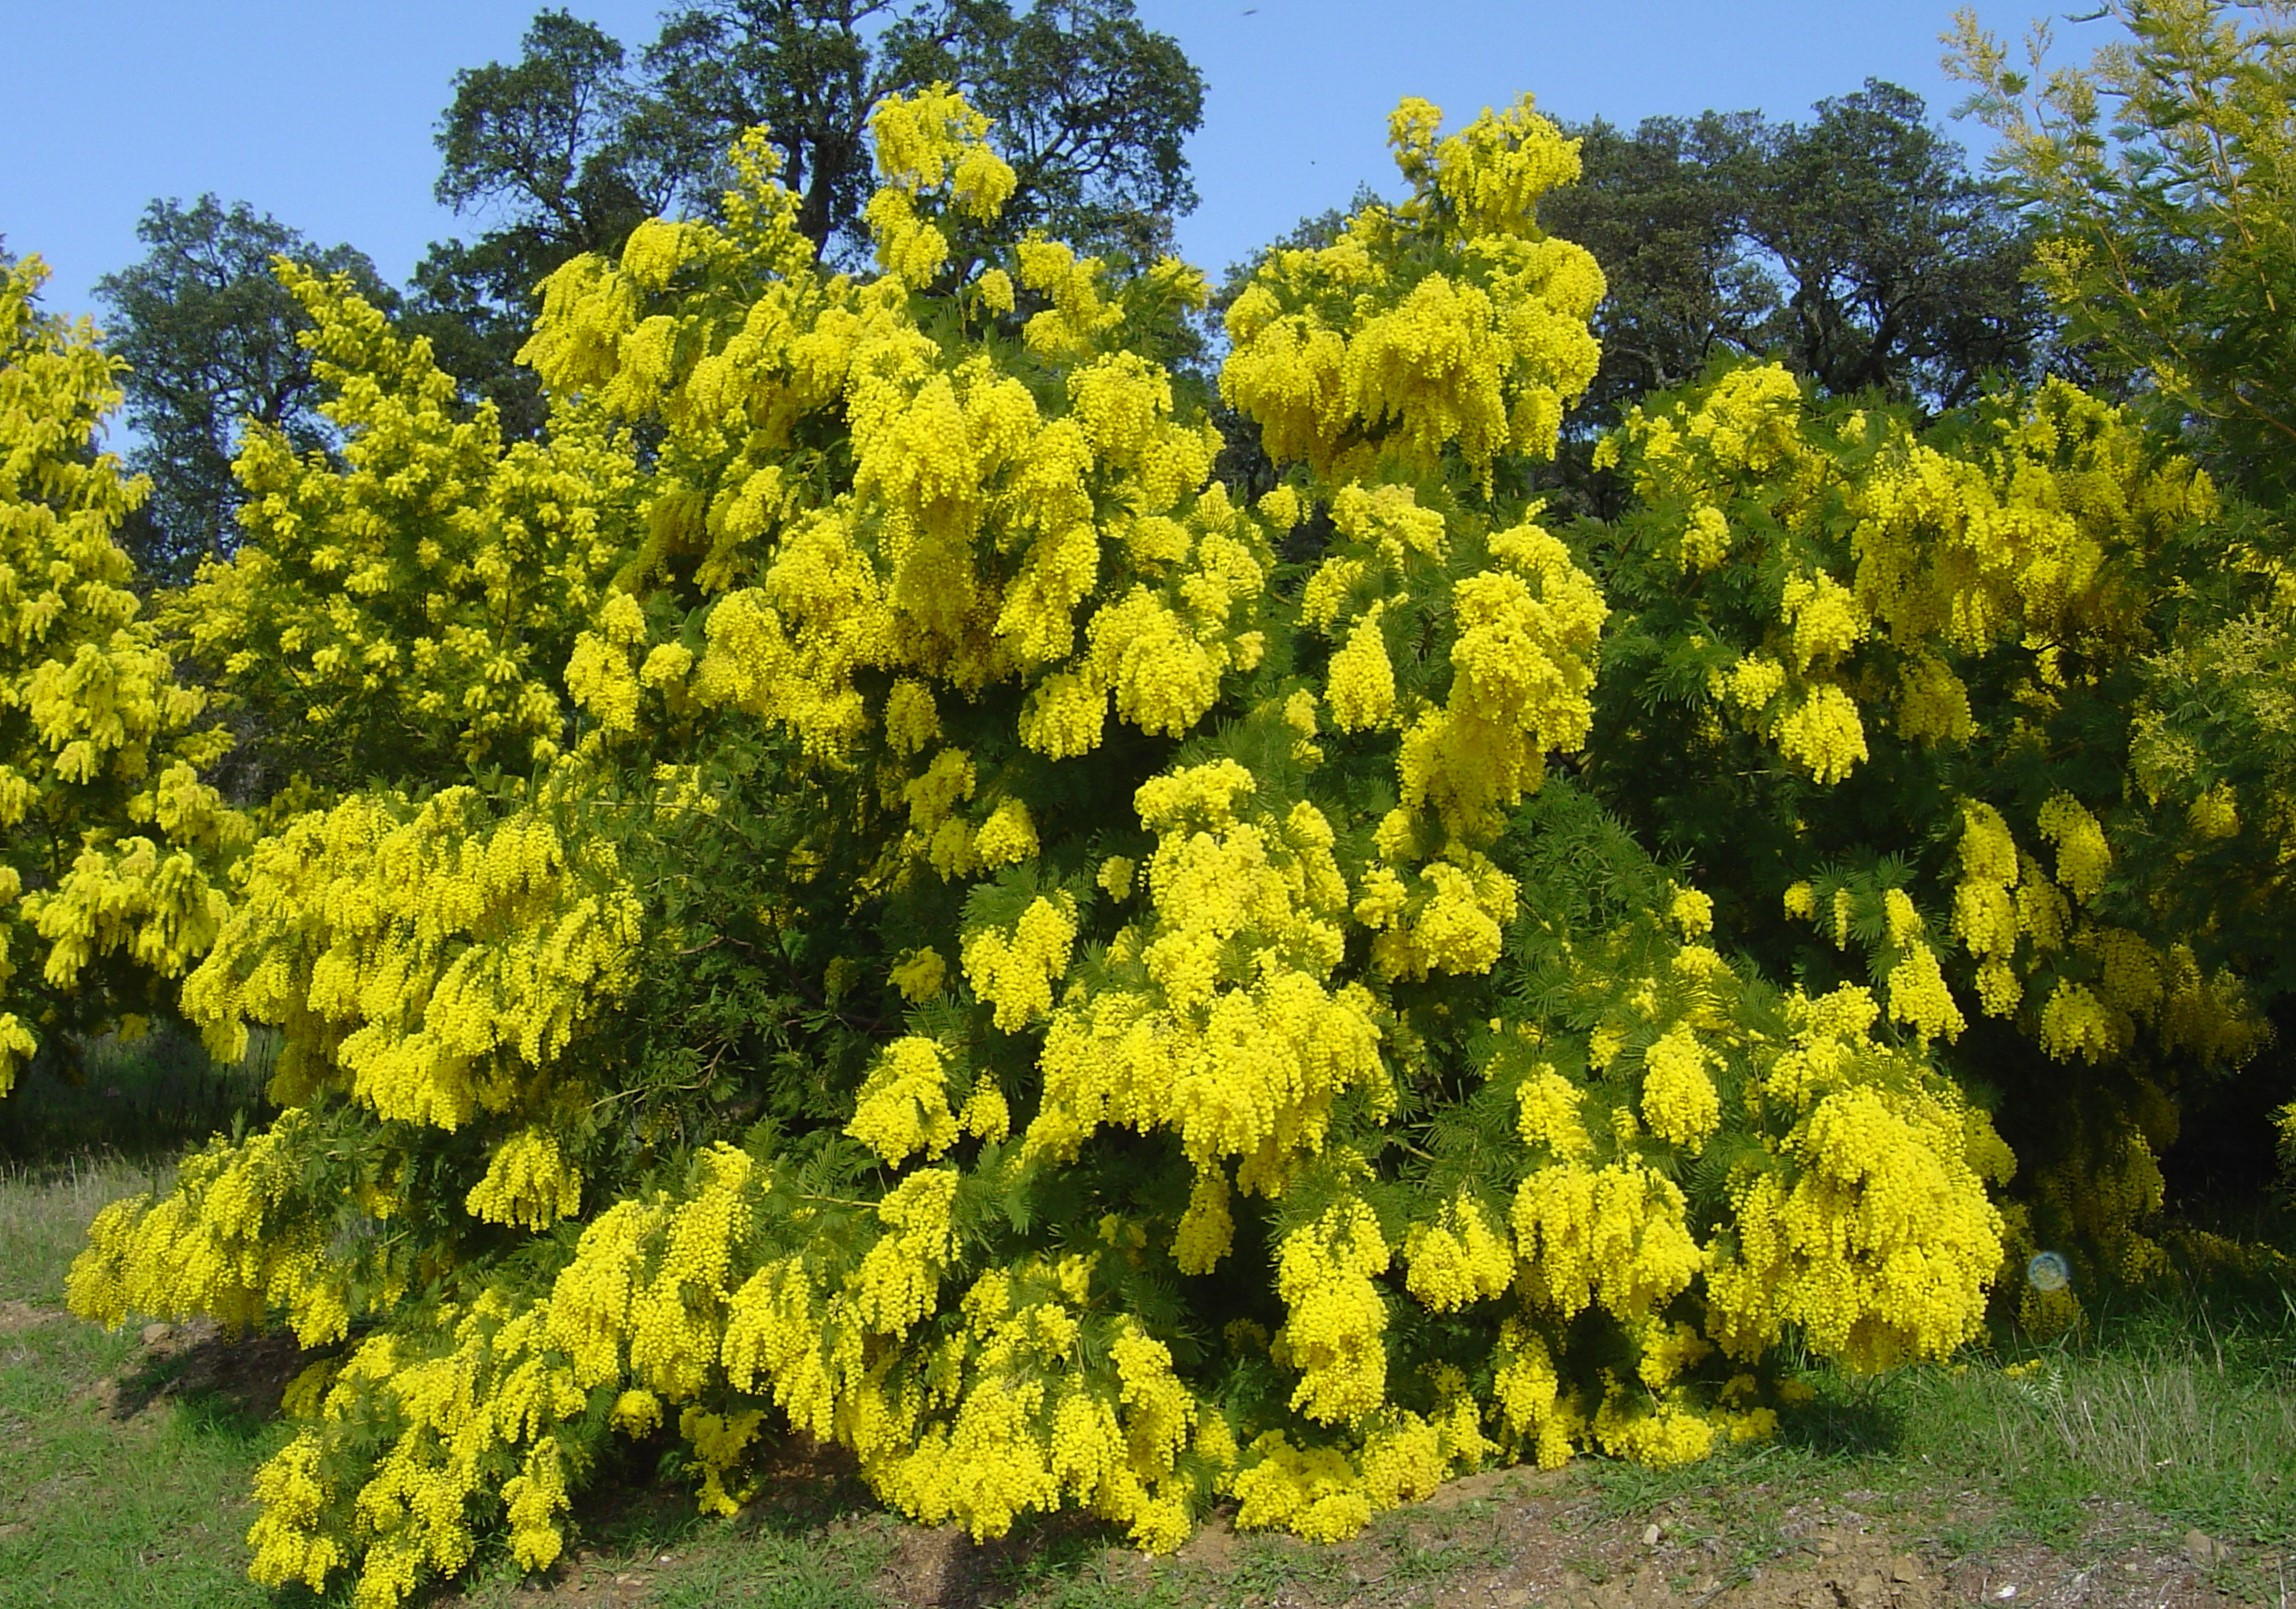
[1543,81,2049,429]
[940,0,1202,257]
[94,195,393,586]
[1754,81,2045,404]
[1537,110,1779,422]
[646,0,1202,258]
[432,11,683,234]
[410,10,683,439]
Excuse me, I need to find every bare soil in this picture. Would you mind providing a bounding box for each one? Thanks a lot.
[0,1298,61,1333]
[84,1315,306,1422]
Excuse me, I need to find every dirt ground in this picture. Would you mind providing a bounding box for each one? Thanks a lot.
[83,1314,304,1422]
[501,1465,2279,1609]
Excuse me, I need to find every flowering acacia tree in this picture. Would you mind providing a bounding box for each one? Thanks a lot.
[0,257,245,1097]
[1581,368,2271,1308]
[23,90,2141,1606]
[1947,0,2296,1179]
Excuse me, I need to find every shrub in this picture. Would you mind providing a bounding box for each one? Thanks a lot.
[15,81,2262,1607]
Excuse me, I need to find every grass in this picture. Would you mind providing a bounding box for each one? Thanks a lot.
[1943,1325,2296,1548]
[0,1151,174,1307]
[0,1151,294,1609]
[0,1032,289,1609]
[2,1039,2294,1605]
[1573,1277,2296,1600]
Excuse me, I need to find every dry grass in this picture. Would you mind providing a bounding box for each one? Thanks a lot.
[0,1151,171,1307]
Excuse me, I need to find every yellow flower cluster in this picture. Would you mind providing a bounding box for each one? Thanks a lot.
[846,1039,1007,1168]
[1679,502,1733,569]
[245,1291,587,1607]
[1515,1064,1595,1158]
[0,257,243,1090]
[245,1433,345,1592]
[1884,938,1965,1041]
[890,945,948,1002]
[1951,802,2029,1014]
[175,264,632,780]
[1325,601,1397,731]
[1511,1159,1702,1321]
[465,1128,584,1230]
[1638,1027,1721,1148]
[1596,362,1810,505]
[178,779,642,1127]
[1223,96,1602,481]
[303,1148,1207,1577]
[1896,653,1975,745]
[68,1111,352,1345]
[1591,1378,1755,1467]
[847,1035,961,1164]
[1172,1170,1235,1274]
[1774,684,1870,784]
[1229,1406,1467,1543]
[1852,381,2214,656]
[51,84,2086,1594]
[1939,793,2257,1071]
[1354,852,1520,980]
[1273,1199,1393,1424]
[961,895,1078,1031]
[29,819,238,999]
[1605,361,2270,1272]
[871,1299,1203,1550]
[1033,762,1388,1198]
[1402,1191,1514,1311]
[1777,568,1863,663]
[1292,487,1613,954]
[2021,1078,2178,1287]
[2037,979,2120,1062]
[1492,1321,1579,1468]
[1708,988,2007,1371]
[1398,523,1609,838]
[2037,793,2111,903]
[864,82,1018,286]
[1605,368,2218,815]
[629,143,1247,784]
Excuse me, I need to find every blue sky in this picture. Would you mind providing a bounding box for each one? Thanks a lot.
[1,1,2051,325]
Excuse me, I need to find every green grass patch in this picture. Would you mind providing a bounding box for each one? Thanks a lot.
[0,1148,294,1609]
[1576,1274,2296,1594]
[0,1319,293,1609]
[0,1152,172,1308]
